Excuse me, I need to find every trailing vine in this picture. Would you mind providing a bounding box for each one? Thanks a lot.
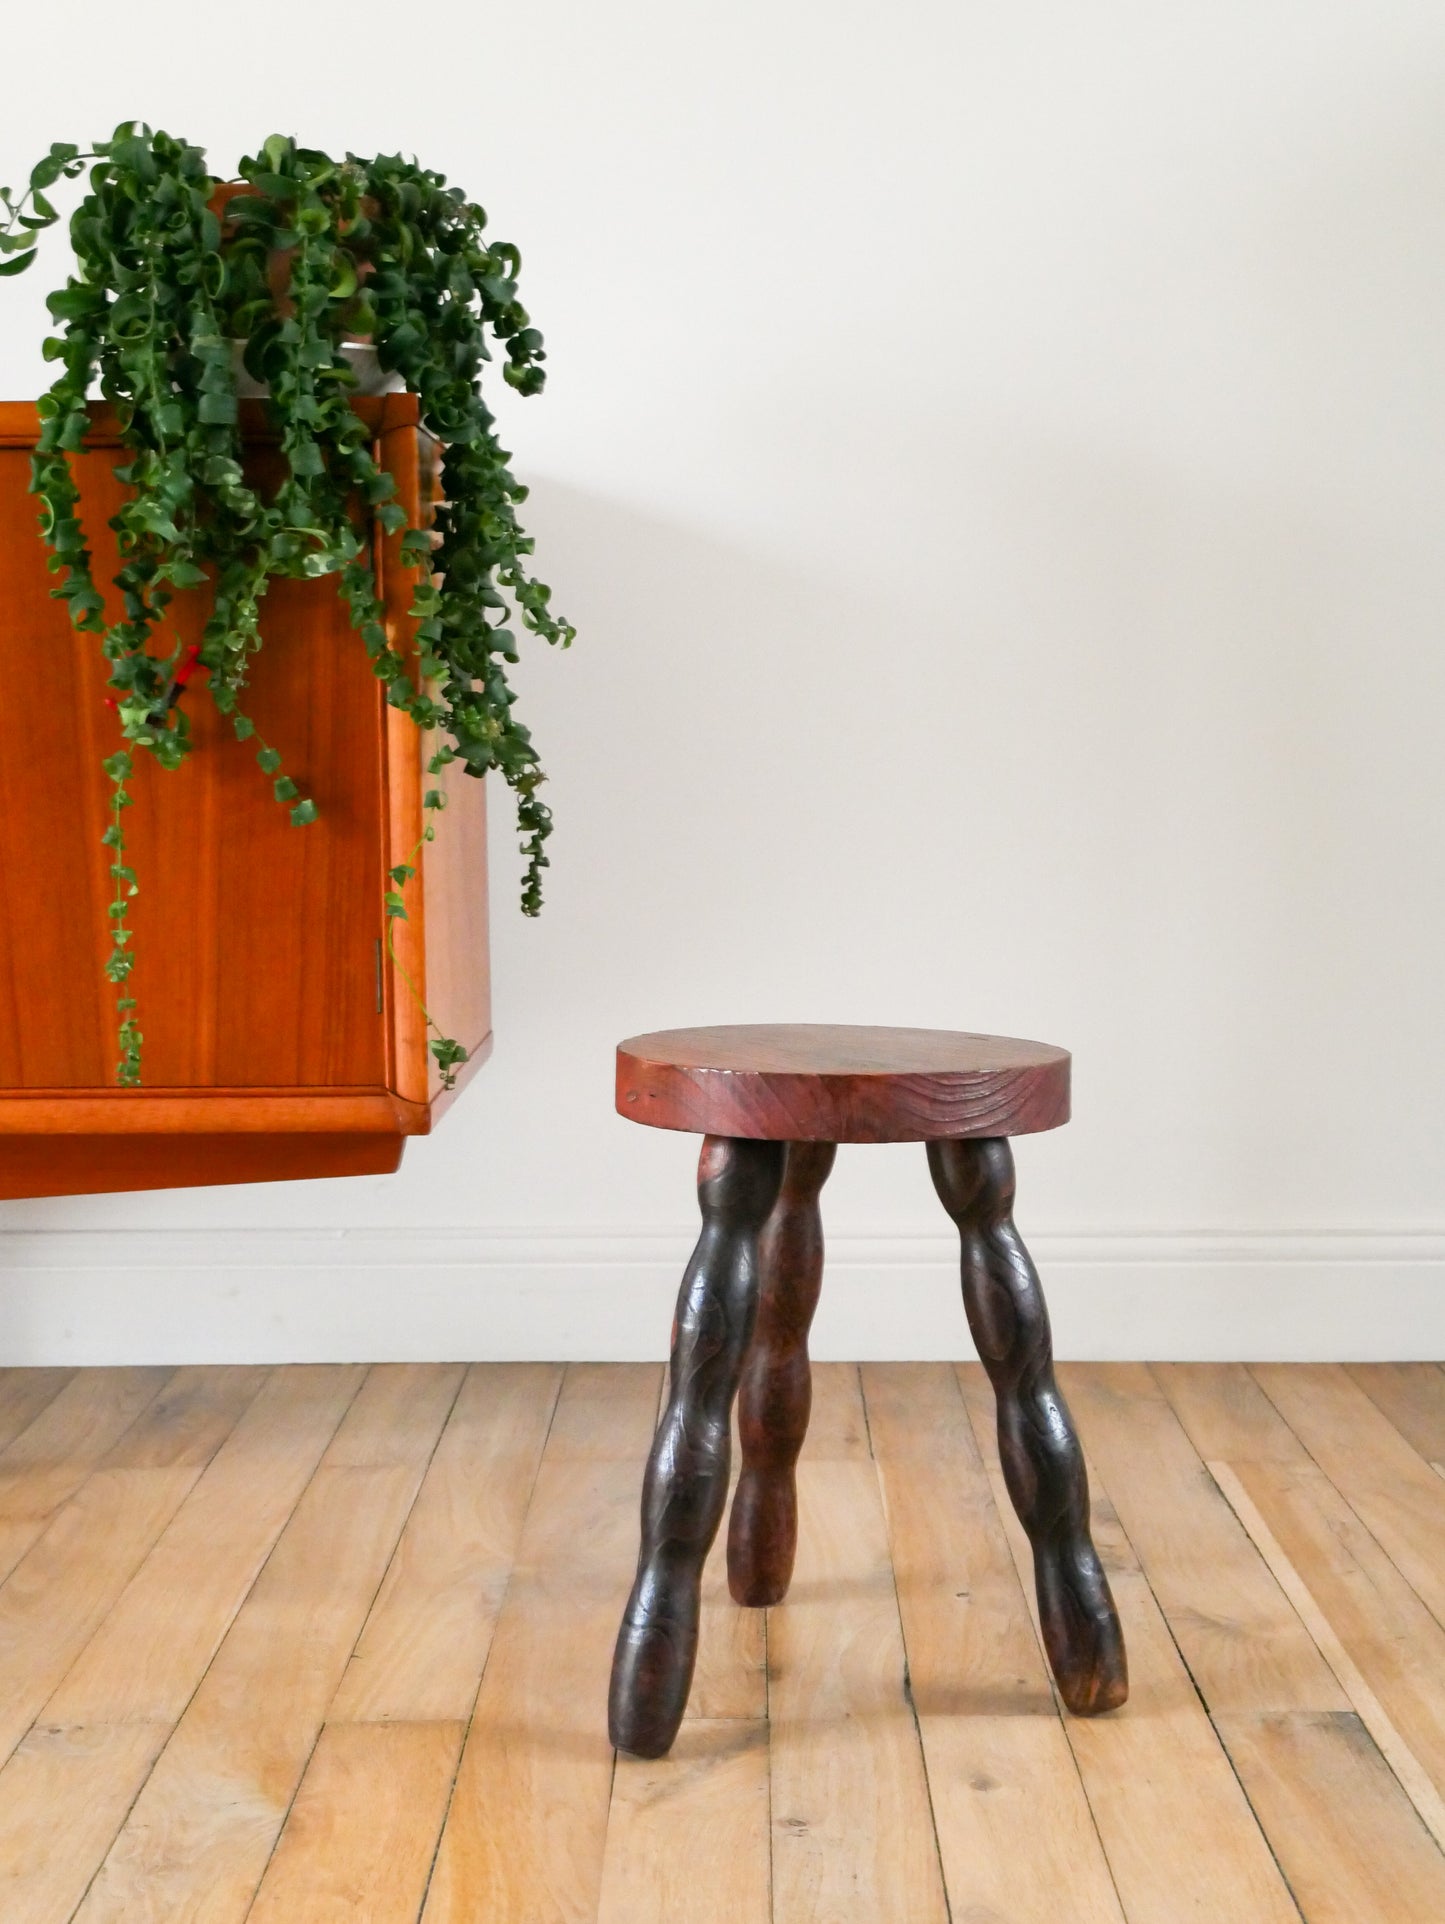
[1,125,573,1087]
[101,750,141,1085]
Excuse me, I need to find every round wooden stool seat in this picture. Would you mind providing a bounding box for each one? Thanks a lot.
[615,1023,1070,1143]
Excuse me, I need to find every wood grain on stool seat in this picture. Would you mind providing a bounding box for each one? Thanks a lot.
[615,1024,1070,1143]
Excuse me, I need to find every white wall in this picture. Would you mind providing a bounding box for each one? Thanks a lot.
[2,1,1443,1361]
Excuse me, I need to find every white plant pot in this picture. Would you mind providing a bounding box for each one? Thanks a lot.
[229,341,406,400]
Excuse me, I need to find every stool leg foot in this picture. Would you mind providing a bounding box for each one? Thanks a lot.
[727,1140,836,1606]
[609,1135,786,1757]
[928,1137,1128,1716]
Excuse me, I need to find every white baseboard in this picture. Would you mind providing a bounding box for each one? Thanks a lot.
[0,1227,1441,1365]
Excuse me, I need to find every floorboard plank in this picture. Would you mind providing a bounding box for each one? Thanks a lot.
[863,1363,1044,1716]
[596,1720,771,1924]
[99,1365,270,1471]
[1214,1711,1445,1924]
[1056,1366,1445,1918]
[806,1361,872,1461]
[864,1362,1124,1923]
[71,1365,461,1924]
[648,1355,865,1728]
[0,1369,364,1924]
[44,1365,366,1726]
[688,1451,767,1724]
[1252,1365,1445,1632]
[1058,1363,1345,1714]
[1154,1362,1305,1463]
[1209,1460,1445,1851]
[246,1721,465,1924]
[768,1447,950,1924]
[956,1364,1304,1924]
[0,1468,200,1770]
[0,1721,168,1924]
[1346,1366,1445,1467]
[0,1368,75,1455]
[0,1367,173,1582]
[542,1362,664,1461]
[1159,1362,1445,1838]
[0,1368,268,1768]
[332,1362,562,1724]
[420,1364,663,1924]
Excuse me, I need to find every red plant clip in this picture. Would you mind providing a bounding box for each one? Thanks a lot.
[103,644,203,723]
[171,644,202,694]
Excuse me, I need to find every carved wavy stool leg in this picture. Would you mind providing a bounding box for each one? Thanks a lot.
[727,1140,836,1606]
[928,1137,1128,1715]
[609,1134,786,1757]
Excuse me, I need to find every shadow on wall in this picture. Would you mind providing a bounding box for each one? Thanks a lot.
[494,409,1442,1230]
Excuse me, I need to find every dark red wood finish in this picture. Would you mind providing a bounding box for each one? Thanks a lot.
[616,1024,1070,1142]
[608,1134,786,1758]
[727,1140,835,1606]
[928,1136,1128,1714]
[607,1024,1127,1755]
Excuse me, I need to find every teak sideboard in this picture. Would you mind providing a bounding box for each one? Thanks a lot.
[0,397,491,1200]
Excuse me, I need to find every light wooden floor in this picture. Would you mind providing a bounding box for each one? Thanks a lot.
[0,1361,1443,1921]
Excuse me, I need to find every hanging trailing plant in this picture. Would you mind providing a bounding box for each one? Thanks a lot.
[1,124,573,1088]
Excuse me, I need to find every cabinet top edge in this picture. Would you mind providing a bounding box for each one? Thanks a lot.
[0,395,427,448]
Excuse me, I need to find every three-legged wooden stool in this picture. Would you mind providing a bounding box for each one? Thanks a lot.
[608,1024,1128,1757]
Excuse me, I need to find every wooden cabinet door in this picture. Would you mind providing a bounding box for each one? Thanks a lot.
[0,422,391,1092]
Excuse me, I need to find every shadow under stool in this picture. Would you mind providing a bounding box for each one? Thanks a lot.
[607,1023,1128,1758]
